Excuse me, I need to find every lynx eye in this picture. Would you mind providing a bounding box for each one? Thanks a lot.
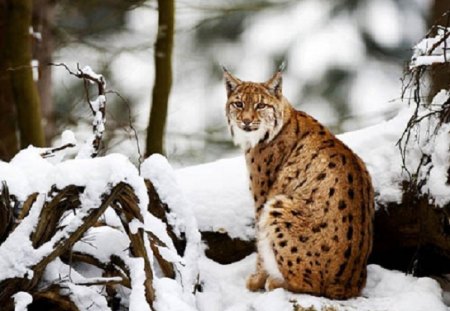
[232,101,244,109]
[256,103,267,109]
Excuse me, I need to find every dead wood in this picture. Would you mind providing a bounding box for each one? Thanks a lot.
[31,185,82,248]
[16,192,38,221]
[30,285,78,311]
[146,179,186,256]
[148,231,176,278]
[370,187,450,276]
[61,251,107,270]
[202,231,255,265]
[110,183,155,306]
[145,179,182,278]
[0,181,14,243]
[0,183,130,310]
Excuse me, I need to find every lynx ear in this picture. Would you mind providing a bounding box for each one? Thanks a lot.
[265,71,283,99]
[265,63,285,99]
[223,66,242,97]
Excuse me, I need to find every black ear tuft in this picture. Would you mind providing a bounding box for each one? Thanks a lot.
[223,67,242,97]
[278,61,286,72]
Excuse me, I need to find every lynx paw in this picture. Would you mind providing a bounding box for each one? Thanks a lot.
[265,276,287,291]
[246,272,267,291]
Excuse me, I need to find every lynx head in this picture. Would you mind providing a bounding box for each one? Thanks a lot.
[224,68,286,150]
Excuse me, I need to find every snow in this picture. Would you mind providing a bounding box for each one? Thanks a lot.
[195,255,447,311]
[43,258,111,311]
[0,194,46,280]
[73,226,130,263]
[80,65,104,82]
[61,130,77,145]
[154,278,197,311]
[13,292,33,311]
[411,27,450,68]
[175,156,254,239]
[126,257,151,311]
[426,122,450,206]
[339,107,413,204]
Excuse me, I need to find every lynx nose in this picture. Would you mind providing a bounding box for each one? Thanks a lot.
[243,119,252,126]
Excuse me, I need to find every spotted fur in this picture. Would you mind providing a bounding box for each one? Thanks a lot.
[224,68,374,299]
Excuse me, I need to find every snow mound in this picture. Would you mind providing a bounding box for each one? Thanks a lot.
[176,156,254,239]
[196,255,446,311]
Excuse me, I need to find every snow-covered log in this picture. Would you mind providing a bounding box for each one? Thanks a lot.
[0,182,155,310]
[0,148,203,311]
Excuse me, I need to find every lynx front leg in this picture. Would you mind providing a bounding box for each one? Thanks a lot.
[246,253,268,291]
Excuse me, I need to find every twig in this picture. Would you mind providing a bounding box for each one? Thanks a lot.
[75,276,124,287]
[40,143,76,158]
[397,11,450,189]
[106,90,143,171]
[426,29,450,56]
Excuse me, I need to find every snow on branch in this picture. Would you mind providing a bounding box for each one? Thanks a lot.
[410,26,450,68]
[50,63,107,158]
[396,13,450,206]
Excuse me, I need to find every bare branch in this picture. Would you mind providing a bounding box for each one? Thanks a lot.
[75,276,124,287]
[106,90,143,170]
[40,143,76,158]
[50,62,106,158]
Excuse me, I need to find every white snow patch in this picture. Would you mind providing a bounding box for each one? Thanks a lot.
[196,255,447,311]
[411,27,450,68]
[13,292,33,311]
[73,226,129,263]
[175,156,254,239]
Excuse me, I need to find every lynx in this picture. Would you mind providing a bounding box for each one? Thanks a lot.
[223,67,374,299]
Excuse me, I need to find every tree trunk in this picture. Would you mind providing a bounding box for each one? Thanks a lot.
[371,188,450,276]
[32,0,56,143]
[145,0,174,156]
[4,0,45,150]
[429,0,450,100]
[0,0,19,161]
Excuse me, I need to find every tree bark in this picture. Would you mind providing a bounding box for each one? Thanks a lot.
[145,0,174,156]
[4,0,45,150]
[0,0,19,161]
[32,0,56,143]
[371,189,450,276]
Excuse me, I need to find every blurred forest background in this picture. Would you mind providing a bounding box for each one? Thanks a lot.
[0,0,448,166]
